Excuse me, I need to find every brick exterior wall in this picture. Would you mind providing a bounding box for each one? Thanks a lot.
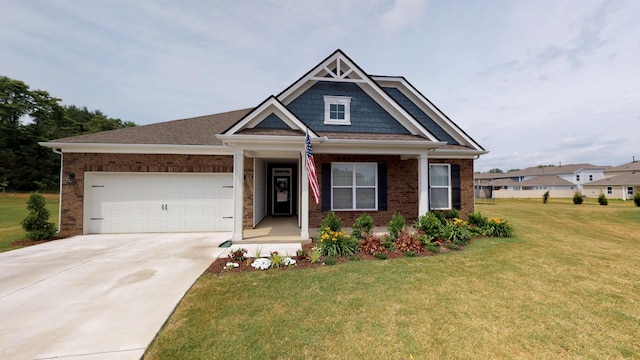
[428,158,475,219]
[309,154,419,228]
[308,155,475,228]
[59,153,233,236]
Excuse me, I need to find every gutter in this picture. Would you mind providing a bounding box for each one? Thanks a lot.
[51,148,63,234]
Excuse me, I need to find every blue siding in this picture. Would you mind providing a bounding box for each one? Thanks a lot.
[255,113,290,129]
[287,81,410,134]
[382,87,459,144]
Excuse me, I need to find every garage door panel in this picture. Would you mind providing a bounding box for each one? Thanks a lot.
[89,173,234,234]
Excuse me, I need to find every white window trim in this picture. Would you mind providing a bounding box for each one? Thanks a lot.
[429,164,451,210]
[324,96,351,125]
[331,162,377,211]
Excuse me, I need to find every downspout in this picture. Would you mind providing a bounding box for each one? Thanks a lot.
[51,148,63,234]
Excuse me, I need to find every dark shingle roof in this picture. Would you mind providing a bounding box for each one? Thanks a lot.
[48,108,252,146]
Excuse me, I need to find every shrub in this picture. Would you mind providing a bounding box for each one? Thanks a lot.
[483,217,514,238]
[320,211,343,232]
[382,235,396,251]
[318,228,357,257]
[634,192,640,207]
[404,251,418,257]
[21,192,57,240]
[443,208,460,221]
[413,212,445,239]
[446,243,460,250]
[324,257,337,266]
[351,213,374,240]
[358,233,387,255]
[417,232,434,247]
[573,191,584,204]
[598,193,608,206]
[387,212,405,240]
[443,218,472,246]
[348,255,360,261]
[467,212,488,228]
[425,242,440,253]
[542,190,550,204]
[395,230,425,253]
[374,253,389,260]
[296,249,308,260]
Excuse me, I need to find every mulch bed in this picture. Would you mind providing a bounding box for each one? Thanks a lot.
[206,241,459,276]
[11,236,67,248]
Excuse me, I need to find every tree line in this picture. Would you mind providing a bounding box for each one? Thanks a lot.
[0,76,136,192]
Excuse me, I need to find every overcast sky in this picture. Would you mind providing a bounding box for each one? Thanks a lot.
[2,0,638,172]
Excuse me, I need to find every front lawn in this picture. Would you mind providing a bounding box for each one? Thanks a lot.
[145,199,640,359]
[0,193,59,252]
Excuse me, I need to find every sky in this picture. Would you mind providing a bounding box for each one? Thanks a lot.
[1,0,638,172]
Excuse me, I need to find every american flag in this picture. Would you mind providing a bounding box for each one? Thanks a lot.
[305,130,320,204]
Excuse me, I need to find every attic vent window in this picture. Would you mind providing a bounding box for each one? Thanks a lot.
[324,96,351,125]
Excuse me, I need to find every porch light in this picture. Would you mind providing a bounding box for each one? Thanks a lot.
[66,173,75,184]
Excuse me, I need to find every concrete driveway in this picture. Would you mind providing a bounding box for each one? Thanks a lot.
[0,232,230,360]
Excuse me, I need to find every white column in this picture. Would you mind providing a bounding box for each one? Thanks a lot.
[233,148,244,241]
[418,153,429,216]
[300,151,310,240]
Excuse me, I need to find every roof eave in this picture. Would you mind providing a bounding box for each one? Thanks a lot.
[39,142,233,155]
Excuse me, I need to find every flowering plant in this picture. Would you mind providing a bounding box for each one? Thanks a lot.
[251,258,272,270]
[318,227,357,257]
[225,262,239,270]
[228,248,248,261]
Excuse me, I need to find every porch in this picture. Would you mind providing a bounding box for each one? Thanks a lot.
[240,216,315,244]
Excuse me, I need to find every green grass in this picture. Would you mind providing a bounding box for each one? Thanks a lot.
[0,193,59,252]
[145,199,640,359]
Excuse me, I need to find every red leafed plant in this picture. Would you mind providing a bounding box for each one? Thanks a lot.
[395,230,425,253]
[358,233,387,255]
[228,248,248,261]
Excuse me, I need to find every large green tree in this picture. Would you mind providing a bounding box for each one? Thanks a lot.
[0,76,136,192]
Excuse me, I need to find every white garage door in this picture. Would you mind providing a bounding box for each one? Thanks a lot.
[87,173,234,234]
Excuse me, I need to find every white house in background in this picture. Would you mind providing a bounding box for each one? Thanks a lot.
[582,160,640,200]
[475,163,609,198]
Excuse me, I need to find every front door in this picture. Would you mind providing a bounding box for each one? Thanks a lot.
[272,168,292,215]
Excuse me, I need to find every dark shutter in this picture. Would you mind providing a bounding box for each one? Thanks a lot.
[322,163,331,211]
[451,164,461,210]
[378,163,388,211]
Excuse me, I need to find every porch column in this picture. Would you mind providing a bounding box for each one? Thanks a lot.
[233,147,244,241]
[300,151,310,239]
[418,153,429,216]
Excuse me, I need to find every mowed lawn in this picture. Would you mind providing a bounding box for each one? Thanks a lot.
[0,193,59,252]
[145,199,640,359]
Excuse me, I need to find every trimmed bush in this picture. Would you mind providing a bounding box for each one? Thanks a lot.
[351,213,374,240]
[542,190,550,204]
[387,212,405,240]
[634,192,640,207]
[413,212,445,239]
[320,211,343,232]
[21,192,56,240]
[573,192,584,204]
[598,193,608,206]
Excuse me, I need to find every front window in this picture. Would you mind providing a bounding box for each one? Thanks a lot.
[607,186,613,195]
[331,163,377,210]
[627,186,634,195]
[429,164,451,210]
[324,96,351,125]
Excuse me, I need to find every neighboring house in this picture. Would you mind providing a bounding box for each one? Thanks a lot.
[582,160,640,200]
[475,163,608,198]
[41,50,486,241]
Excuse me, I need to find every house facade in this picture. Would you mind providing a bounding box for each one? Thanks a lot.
[475,163,608,199]
[582,160,640,200]
[42,50,486,241]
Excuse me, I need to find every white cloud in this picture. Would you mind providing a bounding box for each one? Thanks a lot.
[378,0,428,34]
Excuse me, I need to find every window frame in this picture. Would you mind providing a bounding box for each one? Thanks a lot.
[324,96,351,125]
[606,186,613,195]
[331,163,377,211]
[627,186,634,195]
[429,164,452,210]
